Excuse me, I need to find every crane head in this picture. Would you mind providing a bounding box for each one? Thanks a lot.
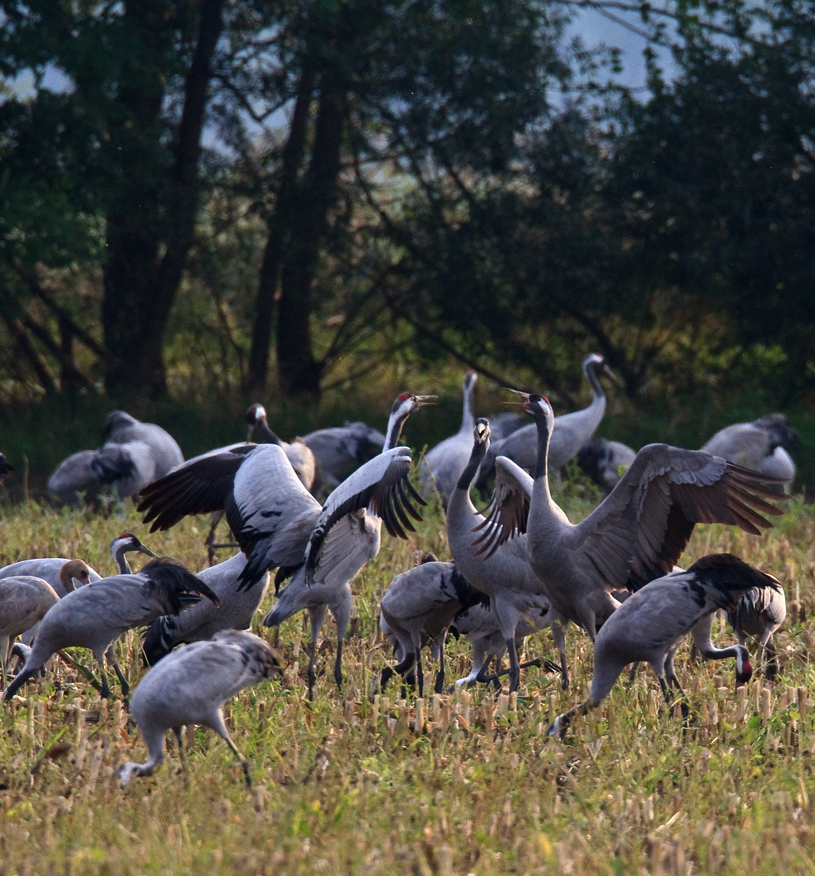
[735,645,753,686]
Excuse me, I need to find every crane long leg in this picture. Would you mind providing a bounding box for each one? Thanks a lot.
[211,710,253,788]
[505,637,520,693]
[106,646,130,697]
[434,641,446,694]
[551,621,570,690]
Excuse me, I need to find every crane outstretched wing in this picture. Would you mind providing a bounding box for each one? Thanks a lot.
[303,447,424,583]
[570,445,784,592]
[138,444,256,531]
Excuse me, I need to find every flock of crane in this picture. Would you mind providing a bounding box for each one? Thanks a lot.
[0,355,798,788]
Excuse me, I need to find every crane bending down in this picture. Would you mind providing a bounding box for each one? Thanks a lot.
[374,555,486,697]
[120,630,282,789]
[2,558,220,702]
[473,393,784,642]
[547,554,782,739]
[727,582,786,679]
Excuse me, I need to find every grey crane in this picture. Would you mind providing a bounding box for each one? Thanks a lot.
[0,532,155,648]
[447,418,570,692]
[374,554,486,697]
[476,353,616,491]
[450,592,561,689]
[102,410,184,478]
[142,551,270,664]
[547,554,782,739]
[245,402,316,491]
[701,413,799,493]
[474,393,784,643]
[262,392,433,698]
[419,369,478,507]
[576,437,637,495]
[119,630,282,789]
[47,441,158,506]
[2,558,220,702]
[0,558,97,600]
[727,581,786,679]
[0,576,60,685]
[300,421,386,496]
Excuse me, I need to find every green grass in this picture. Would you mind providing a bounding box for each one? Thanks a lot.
[2,489,815,875]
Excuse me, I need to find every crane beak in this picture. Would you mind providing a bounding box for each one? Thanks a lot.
[246,424,255,443]
[414,395,437,407]
[139,544,158,558]
[603,364,621,385]
[504,388,532,409]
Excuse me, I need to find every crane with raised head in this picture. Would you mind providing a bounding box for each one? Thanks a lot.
[447,418,570,692]
[245,402,316,491]
[547,554,782,739]
[419,369,478,507]
[474,392,784,643]
[120,630,282,789]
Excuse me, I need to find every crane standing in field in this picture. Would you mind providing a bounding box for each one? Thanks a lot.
[476,353,617,491]
[120,631,282,789]
[448,418,570,692]
[0,576,60,686]
[547,554,782,739]
[375,552,486,696]
[727,582,787,680]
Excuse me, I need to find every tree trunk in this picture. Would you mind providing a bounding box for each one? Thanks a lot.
[276,79,347,401]
[101,0,224,399]
[244,65,316,397]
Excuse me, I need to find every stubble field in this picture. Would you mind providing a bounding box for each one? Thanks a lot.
[2,485,815,876]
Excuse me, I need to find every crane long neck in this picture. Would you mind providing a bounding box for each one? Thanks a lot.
[585,363,606,403]
[690,614,742,660]
[114,546,132,575]
[383,409,410,451]
[256,418,283,446]
[532,410,552,486]
[455,437,489,494]
[460,383,475,434]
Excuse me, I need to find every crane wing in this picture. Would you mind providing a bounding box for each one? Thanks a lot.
[138,444,256,531]
[471,456,533,558]
[303,447,424,583]
[571,444,784,592]
[226,444,322,589]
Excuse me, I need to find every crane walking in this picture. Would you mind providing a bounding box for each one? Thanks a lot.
[119,630,282,789]
[547,554,782,739]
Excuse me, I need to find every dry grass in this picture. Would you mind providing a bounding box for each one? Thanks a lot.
[2,490,815,875]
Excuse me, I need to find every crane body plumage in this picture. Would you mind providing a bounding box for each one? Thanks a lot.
[0,576,60,684]
[142,552,271,664]
[419,369,478,506]
[547,554,782,738]
[375,558,485,696]
[119,630,282,788]
[2,558,220,702]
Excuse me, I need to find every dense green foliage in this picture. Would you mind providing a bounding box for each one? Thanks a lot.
[0,0,813,413]
[1,487,815,874]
